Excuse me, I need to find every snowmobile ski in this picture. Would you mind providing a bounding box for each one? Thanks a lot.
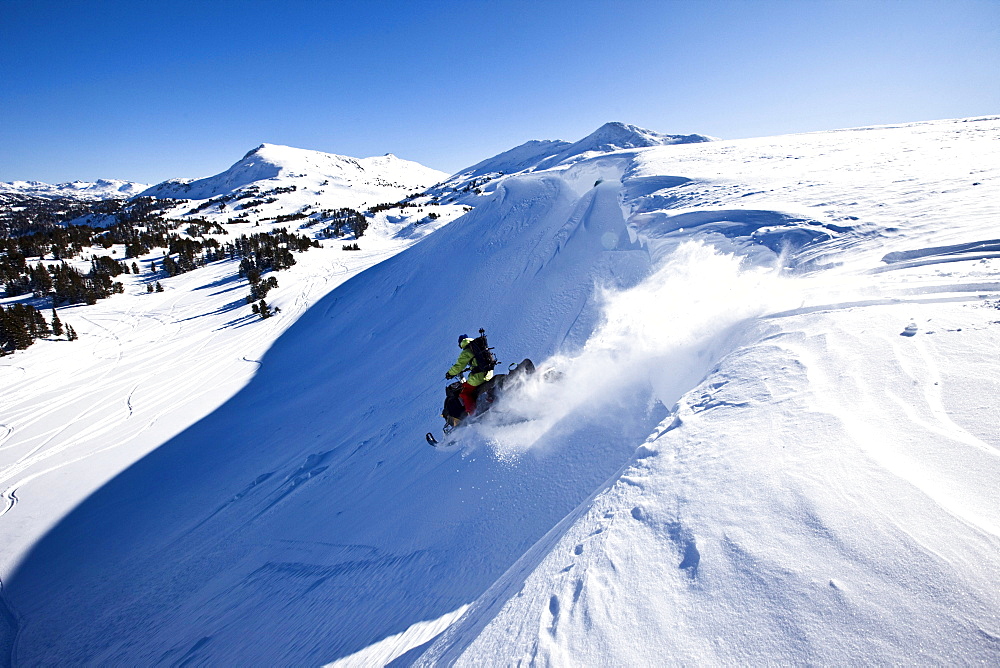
[426,429,463,448]
[426,418,466,447]
[427,411,535,448]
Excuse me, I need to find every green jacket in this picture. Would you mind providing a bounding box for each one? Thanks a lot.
[448,338,492,386]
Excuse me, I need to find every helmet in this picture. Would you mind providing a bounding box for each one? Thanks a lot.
[458,333,468,346]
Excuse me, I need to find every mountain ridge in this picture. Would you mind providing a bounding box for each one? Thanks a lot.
[0,179,150,200]
[427,121,715,204]
[140,143,447,202]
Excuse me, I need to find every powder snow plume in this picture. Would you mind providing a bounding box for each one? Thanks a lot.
[476,241,798,456]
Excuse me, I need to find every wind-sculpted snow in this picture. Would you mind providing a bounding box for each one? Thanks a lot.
[880,238,1000,268]
[3,117,999,666]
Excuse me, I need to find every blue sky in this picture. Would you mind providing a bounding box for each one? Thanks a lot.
[3,0,998,183]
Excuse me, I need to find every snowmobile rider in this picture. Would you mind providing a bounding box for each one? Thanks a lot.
[445,333,494,417]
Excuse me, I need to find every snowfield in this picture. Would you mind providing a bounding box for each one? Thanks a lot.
[1,117,999,666]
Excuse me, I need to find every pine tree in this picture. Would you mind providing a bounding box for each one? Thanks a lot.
[0,305,33,350]
[132,262,140,274]
[147,283,154,293]
[66,324,78,341]
[51,308,64,337]
[33,308,50,337]
[258,299,271,319]
[155,282,164,292]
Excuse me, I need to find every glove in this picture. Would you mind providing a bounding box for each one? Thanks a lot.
[445,372,455,380]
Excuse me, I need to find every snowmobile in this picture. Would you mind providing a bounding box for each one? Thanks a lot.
[426,358,537,447]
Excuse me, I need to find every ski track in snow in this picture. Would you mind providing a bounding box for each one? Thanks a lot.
[1,116,998,665]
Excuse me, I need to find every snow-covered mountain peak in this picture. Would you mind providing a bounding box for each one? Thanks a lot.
[140,143,446,203]
[582,120,685,148]
[535,121,714,170]
[424,122,714,205]
[235,142,363,174]
[357,152,443,181]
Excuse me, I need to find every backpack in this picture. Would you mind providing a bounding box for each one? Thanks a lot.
[466,329,498,373]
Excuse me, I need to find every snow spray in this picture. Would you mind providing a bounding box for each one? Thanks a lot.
[481,241,799,456]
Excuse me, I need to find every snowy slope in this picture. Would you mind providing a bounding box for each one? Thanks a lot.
[0,179,150,200]
[451,139,572,178]
[2,117,999,666]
